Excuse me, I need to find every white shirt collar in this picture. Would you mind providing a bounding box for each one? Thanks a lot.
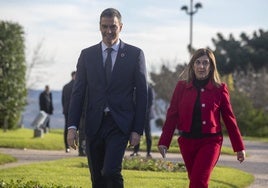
[101,40,120,52]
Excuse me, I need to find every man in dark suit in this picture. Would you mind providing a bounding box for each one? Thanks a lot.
[39,85,53,130]
[62,71,76,153]
[67,8,147,188]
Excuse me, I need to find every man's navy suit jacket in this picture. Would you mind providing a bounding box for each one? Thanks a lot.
[68,40,148,137]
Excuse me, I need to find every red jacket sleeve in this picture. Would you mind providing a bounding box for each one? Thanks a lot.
[220,84,245,152]
[158,82,181,148]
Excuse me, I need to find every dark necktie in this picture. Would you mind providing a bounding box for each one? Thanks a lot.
[105,48,113,84]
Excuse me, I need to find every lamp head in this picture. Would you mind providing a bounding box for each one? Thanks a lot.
[195,3,202,9]
[181,5,188,11]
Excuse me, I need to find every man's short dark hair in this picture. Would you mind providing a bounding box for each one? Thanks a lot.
[100,8,122,23]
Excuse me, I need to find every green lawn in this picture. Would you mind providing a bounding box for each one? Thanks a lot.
[0,128,236,154]
[0,128,65,150]
[0,128,257,187]
[0,157,254,188]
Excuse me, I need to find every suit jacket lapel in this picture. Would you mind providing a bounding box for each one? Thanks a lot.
[110,41,126,82]
[94,43,106,84]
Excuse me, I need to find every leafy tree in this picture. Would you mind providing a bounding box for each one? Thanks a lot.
[212,29,268,75]
[212,33,250,74]
[0,21,27,129]
[241,29,268,70]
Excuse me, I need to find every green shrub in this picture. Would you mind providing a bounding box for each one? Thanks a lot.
[76,156,186,172]
[122,157,186,172]
[230,90,268,137]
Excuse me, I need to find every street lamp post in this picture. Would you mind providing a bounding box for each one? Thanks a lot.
[181,0,202,57]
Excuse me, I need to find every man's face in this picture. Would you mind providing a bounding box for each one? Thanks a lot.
[100,16,122,47]
[45,86,50,93]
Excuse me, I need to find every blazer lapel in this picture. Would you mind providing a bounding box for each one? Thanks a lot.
[110,41,126,82]
[94,43,106,84]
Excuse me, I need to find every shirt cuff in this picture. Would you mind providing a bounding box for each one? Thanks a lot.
[68,126,77,130]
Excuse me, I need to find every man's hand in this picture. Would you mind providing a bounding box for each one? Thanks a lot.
[237,150,246,163]
[67,128,78,150]
[158,145,167,158]
[129,132,141,147]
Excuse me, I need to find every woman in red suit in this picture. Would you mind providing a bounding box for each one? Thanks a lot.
[158,48,245,188]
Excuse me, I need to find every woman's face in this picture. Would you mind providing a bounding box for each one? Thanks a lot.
[193,55,211,80]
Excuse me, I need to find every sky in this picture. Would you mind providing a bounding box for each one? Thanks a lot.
[0,0,267,90]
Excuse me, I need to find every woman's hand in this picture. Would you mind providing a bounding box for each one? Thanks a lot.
[158,145,167,158]
[237,150,246,163]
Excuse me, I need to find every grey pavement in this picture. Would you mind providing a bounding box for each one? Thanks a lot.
[0,139,267,188]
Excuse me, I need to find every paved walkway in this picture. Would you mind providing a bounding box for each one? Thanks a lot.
[0,139,267,188]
